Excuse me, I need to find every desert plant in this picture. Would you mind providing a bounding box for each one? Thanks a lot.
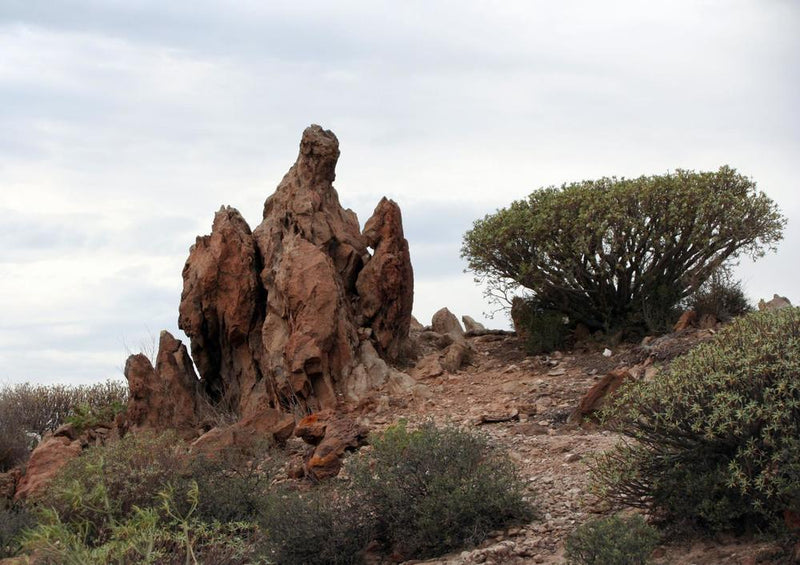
[594,308,800,533]
[261,484,373,565]
[462,166,784,334]
[37,430,191,543]
[348,420,534,559]
[0,380,128,471]
[564,514,659,565]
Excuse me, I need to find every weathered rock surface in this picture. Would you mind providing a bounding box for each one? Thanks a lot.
[758,294,792,311]
[14,435,82,501]
[295,410,369,480]
[673,310,697,332]
[462,315,487,334]
[124,330,204,432]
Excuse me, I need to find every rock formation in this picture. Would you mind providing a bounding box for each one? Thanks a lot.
[124,125,415,440]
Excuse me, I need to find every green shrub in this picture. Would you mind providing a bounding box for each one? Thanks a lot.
[594,308,800,533]
[37,431,190,543]
[261,485,373,565]
[462,166,784,334]
[0,380,128,471]
[23,482,266,565]
[565,514,659,565]
[348,421,534,559]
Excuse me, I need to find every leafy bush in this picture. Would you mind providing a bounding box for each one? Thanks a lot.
[685,266,752,323]
[36,431,190,542]
[23,482,265,565]
[462,166,784,334]
[0,380,128,471]
[594,308,800,533]
[348,421,534,559]
[565,514,659,565]
[261,485,373,565]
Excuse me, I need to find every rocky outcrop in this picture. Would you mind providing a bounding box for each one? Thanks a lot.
[124,331,204,432]
[758,294,792,311]
[432,307,464,340]
[295,410,369,480]
[122,125,414,454]
[357,198,414,361]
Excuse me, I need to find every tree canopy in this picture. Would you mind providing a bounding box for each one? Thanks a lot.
[461,166,785,333]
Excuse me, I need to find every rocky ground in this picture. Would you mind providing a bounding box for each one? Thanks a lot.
[341,330,792,565]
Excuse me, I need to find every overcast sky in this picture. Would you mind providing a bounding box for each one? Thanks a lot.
[1,1,798,385]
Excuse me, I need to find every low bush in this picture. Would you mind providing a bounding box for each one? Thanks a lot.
[36,431,190,542]
[349,421,534,559]
[261,485,373,565]
[564,514,659,565]
[594,308,800,533]
[0,380,128,471]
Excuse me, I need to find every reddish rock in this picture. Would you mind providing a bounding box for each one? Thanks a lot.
[295,410,333,445]
[570,369,633,423]
[673,310,697,332]
[303,417,369,481]
[179,206,264,416]
[191,408,295,456]
[357,198,414,362]
[124,331,204,432]
[15,436,82,501]
[462,315,487,334]
[442,341,473,373]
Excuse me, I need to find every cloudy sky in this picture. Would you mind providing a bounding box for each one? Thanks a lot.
[1,1,798,385]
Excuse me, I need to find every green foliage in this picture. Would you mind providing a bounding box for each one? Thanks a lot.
[37,431,190,542]
[348,421,534,559]
[23,483,265,565]
[0,380,128,471]
[564,514,659,565]
[511,297,568,354]
[66,401,126,433]
[22,433,267,564]
[685,266,752,323]
[261,485,374,565]
[462,167,784,334]
[594,308,800,533]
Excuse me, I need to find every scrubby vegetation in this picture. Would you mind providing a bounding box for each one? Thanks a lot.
[594,308,800,533]
[3,421,532,563]
[462,166,784,334]
[0,380,128,471]
[684,265,753,323]
[564,514,659,565]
